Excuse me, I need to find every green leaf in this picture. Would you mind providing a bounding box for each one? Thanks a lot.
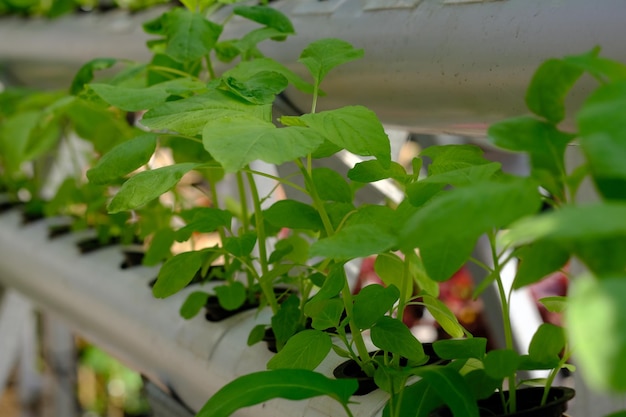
[176,208,233,241]
[70,58,117,95]
[143,228,176,266]
[513,241,570,289]
[348,160,408,183]
[374,253,412,301]
[271,295,301,347]
[215,282,246,311]
[525,57,585,123]
[353,284,400,330]
[577,81,626,199]
[423,295,465,338]
[88,78,205,111]
[564,48,626,83]
[309,265,345,301]
[420,144,492,175]
[223,232,257,257]
[488,116,574,199]
[153,250,208,298]
[411,366,480,417]
[528,323,566,368]
[267,330,332,370]
[108,163,199,213]
[142,90,271,136]
[223,58,313,94]
[65,99,135,153]
[222,71,288,105]
[567,274,626,391]
[539,296,567,314]
[180,291,209,319]
[247,324,267,346]
[304,298,344,331]
[433,338,487,360]
[483,349,520,380]
[405,182,446,208]
[203,114,323,172]
[421,163,502,188]
[371,316,426,363]
[309,224,397,261]
[196,369,357,417]
[263,200,323,231]
[233,5,294,34]
[312,167,352,203]
[87,133,157,185]
[502,203,626,247]
[399,178,542,268]
[388,379,442,417]
[298,38,364,86]
[163,8,222,63]
[299,106,391,168]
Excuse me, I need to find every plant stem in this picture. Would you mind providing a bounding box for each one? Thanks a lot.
[206,173,230,271]
[488,230,516,413]
[541,347,572,406]
[236,172,250,231]
[245,170,279,315]
[341,271,376,376]
[204,54,217,80]
[295,159,335,235]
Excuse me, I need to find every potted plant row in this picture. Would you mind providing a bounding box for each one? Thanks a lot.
[2,1,626,416]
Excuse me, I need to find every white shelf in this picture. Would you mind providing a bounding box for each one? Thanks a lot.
[0,209,388,416]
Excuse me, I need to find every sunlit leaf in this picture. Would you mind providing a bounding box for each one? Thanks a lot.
[298,38,363,86]
[153,249,209,298]
[423,295,465,338]
[568,274,626,391]
[196,369,357,417]
[513,241,570,289]
[411,366,480,417]
[371,316,426,363]
[304,298,344,331]
[433,338,487,360]
[142,90,271,136]
[309,224,397,260]
[353,284,399,330]
[88,78,205,111]
[267,330,332,370]
[108,163,199,213]
[180,291,210,319]
[222,71,288,104]
[263,200,323,231]
[203,114,323,172]
[163,8,222,63]
[312,167,352,203]
[299,106,391,168]
[483,349,520,380]
[70,58,117,95]
[233,5,294,34]
[215,282,246,311]
[528,323,565,368]
[87,133,157,184]
[525,57,585,123]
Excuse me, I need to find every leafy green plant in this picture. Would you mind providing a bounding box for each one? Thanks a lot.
[10,0,626,415]
[74,2,474,415]
[384,48,626,417]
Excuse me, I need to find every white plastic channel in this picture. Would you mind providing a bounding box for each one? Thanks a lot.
[0,209,389,416]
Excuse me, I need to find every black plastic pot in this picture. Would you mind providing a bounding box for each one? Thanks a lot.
[432,387,575,417]
[333,343,445,396]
